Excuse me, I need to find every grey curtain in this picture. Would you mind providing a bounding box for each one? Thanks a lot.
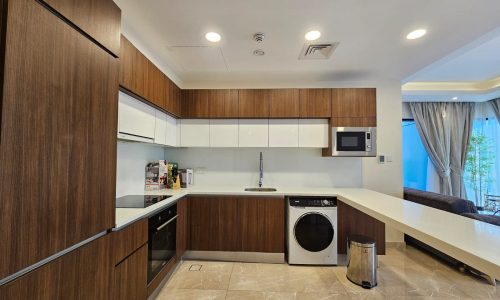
[409,102,452,195]
[490,98,500,122]
[409,102,475,197]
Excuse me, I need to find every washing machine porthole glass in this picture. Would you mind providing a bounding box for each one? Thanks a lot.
[294,213,334,252]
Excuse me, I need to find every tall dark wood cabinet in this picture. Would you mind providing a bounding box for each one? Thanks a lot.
[0,0,119,280]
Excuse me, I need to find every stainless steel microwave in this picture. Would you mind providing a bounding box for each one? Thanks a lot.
[332,127,377,157]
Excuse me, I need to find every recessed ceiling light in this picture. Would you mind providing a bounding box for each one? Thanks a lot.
[406,29,427,40]
[305,30,321,41]
[205,32,221,42]
[452,96,458,100]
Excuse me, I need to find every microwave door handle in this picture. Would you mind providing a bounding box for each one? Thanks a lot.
[156,215,178,231]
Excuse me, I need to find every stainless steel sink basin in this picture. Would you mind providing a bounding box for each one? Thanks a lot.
[244,187,277,192]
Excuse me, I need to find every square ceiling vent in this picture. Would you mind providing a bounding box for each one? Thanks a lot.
[299,42,339,60]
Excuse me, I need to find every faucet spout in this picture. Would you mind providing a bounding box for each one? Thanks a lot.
[259,152,263,187]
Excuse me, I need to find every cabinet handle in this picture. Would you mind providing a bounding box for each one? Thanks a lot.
[156,215,177,231]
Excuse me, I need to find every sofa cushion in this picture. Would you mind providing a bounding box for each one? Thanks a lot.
[403,187,477,215]
[461,213,500,226]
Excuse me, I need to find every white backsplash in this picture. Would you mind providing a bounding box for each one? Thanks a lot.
[164,148,362,188]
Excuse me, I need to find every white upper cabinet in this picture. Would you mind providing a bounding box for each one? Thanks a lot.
[180,119,210,147]
[166,114,180,147]
[239,119,269,147]
[269,119,299,147]
[118,91,156,142]
[298,119,329,148]
[210,119,239,147]
[154,111,168,145]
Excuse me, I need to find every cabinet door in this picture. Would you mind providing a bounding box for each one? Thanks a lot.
[176,197,189,260]
[189,197,220,251]
[269,89,300,118]
[238,119,269,147]
[0,0,117,279]
[331,88,376,118]
[118,91,156,142]
[169,81,182,117]
[166,114,180,147]
[218,197,241,251]
[0,234,113,299]
[210,119,239,147]
[299,89,332,118]
[180,119,210,147]
[181,89,210,118]
[208,89,239,118]
[269,119,299,147]
[120,35,135,91]
[240,197,285,253]
[146,60,165,109]
[42,0,121,56]
[114,245,148,300]
[154,111,168,145]
[238,89,270,118]
[299,119,329,148]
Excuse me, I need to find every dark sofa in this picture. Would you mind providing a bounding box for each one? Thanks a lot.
[403,188,500,269]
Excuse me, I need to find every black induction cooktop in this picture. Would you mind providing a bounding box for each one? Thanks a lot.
[116,195,172,208]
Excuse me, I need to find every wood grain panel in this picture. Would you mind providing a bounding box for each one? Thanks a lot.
[146,60,165,108]
[147,257,177,297]
[331,117,376,127]
[119,35,134,92]
[337,201,385,255]
[189,197,220,250]
[0,234,114,300]
[181,89,210,118]
[176,197,189,260]
[168,80,182,117]
[208,89,239,118]
[299,89,332,118]
[0,0,118,278]
[42,0,121,56]
[331,88,376,118]
[113,244,148,300]
[218,197,241,251]
[269,89,300,118]
[112,218,148,265]
[241,197,285,253]
[238,89,270,118]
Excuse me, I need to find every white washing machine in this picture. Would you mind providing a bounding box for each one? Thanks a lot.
[287,196,338,265]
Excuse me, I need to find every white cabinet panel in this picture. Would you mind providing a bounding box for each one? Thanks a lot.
[269,119,299,147]
[210,119,238,147]
[154,111,168,145]
[166,114,180,147]
[118,91,156,142]
[239,119,269,147]
[299,119,329,148]
[180,119,210,147]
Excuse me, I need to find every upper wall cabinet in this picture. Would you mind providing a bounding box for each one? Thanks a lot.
[238,89,270,118]
[118,92,156,143]
[181,90,210,118]
[269,89,300,118]
[298,119,329,148]
[331,88,376,126]
[166,78,182,117]
[42,0,121,56]
[268,119,299,147]
[299,89,332,118]
[208,89,239,118]
[180,119,210,147]
[210,119,239,147]
[239,119,269,147]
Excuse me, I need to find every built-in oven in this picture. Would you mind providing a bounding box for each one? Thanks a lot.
[148,204,177,283]
[332,127,377,157]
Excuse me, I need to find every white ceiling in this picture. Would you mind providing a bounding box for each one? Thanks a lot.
[114,0,500,88]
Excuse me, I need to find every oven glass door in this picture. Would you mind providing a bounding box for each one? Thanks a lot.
[336,132,366,152]
[148,217,176,283]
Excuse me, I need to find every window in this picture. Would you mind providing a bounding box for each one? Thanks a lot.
[402,120,430,190]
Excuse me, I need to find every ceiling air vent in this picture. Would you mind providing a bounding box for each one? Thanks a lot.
[299,42,339,60]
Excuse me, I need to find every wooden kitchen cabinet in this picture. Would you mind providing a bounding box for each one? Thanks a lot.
[208,89,239,118]
[146,59,166,108]
[331,88,376,126]
[181,89,210,118]
[41,0,121,56]
[0,0,118,278]
[112,219,148,265]
[299,89,332,118]
[189,197,220,251]
[337,201,385,255]
[113,244,148,300]
[167,80,182,117]
[269,89,300,118]
[176,197,189,260]
[0,234,114,299]
[238,89,270,118]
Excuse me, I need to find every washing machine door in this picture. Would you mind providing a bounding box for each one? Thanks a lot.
[294,212,334,252]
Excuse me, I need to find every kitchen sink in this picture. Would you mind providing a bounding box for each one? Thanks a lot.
[244,187,277,192]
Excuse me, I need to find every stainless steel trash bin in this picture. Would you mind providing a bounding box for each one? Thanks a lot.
[346,235,377,288]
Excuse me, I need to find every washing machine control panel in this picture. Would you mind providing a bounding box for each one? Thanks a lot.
[289,197,337,207]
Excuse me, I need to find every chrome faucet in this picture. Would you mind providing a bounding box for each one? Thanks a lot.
[259,152,263,187]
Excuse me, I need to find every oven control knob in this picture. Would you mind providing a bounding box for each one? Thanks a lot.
[322,200,329,206]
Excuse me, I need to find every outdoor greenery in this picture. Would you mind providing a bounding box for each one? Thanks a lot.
[465,131,494,209]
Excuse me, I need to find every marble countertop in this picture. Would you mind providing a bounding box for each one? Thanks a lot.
[114,186,500,280]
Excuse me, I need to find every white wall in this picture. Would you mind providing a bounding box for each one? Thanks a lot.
[116,141,165,197]
[164,148,362,188]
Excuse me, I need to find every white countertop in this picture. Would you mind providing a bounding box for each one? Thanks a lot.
[115,186,500,280]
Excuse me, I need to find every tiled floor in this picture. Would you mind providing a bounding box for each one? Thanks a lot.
[156,245,499,299]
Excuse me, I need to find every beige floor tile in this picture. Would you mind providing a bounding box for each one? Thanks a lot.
[226,290,297,300]
[166,261,234,290]
[296,292,351,300]
[156,288,226,300]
